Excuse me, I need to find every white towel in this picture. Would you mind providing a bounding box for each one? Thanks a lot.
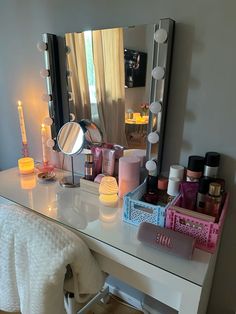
[0,204,105,314]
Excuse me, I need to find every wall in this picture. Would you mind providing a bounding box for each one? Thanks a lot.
[0,1,236,313]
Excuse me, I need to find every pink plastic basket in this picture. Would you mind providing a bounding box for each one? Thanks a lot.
[165,193,229,253]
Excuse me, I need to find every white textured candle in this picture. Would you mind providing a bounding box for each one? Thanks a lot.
[17,100,27,144]
[41,124,47,163]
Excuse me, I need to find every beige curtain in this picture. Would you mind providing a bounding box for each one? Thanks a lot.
[92,28,127,146]
[65,33,91,121]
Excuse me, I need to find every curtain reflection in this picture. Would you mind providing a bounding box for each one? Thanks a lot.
[65,28,127,146]
[65,33,91,121]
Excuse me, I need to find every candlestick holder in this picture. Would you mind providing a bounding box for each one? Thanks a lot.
[22,142,29,157]
[37,161,54,173]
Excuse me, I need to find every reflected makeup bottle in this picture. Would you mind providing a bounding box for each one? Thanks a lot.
[84,154,95,181]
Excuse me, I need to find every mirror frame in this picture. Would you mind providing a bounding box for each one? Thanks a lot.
[40,18,175,174]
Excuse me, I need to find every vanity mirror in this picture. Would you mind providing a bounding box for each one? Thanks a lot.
[57,120,103,187]
[40,18,175,175]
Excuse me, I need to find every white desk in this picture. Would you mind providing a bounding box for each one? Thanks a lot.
[0,167,218,313]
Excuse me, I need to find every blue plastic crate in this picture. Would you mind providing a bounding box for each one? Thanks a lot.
[123,181,167,227]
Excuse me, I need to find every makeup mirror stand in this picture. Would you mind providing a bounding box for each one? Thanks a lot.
[60,156,81,188]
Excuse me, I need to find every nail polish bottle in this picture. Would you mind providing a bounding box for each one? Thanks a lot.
[84,154,95,181]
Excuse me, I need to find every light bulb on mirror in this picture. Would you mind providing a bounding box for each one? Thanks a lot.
[67,70,72,77]
[152,66,165,80]
[148,132,160,144]
[37,41,48,52]
[149,101,162,114]
[40,68,50,78]
[65,46,71,54]
[47,138,55,148]
[154,28,168,43]
[42,94,52,102]
[69,113,75,122]
[43,116,53,126]
[145,160,157,172]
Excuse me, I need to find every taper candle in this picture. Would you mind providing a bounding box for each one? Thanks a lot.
[41,124,47,163]
[17,100,27,144]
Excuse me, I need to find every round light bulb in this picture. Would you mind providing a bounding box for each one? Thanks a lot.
[65,46,71,54]
[42,94,52,102]
[67,70,72,77]
[69,113,76,121]
[37,41,48,52]
[68,92,73,101]
[47,138,55,148]
[152,66,165,80]
[149,101,162,114]
[145,160,157,172]
[43,117,53,126]
[154,28,168,43]
[40,68,50,78]
[148,132,160,144]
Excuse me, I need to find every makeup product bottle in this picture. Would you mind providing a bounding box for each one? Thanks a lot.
[142,170,158,205]
[102,148,116,176]
[205,182,222,220]
[196,177,212,212]
[84,154,95,181]
[186,155,204,182]
[156,177,169,205]
[167,177,181,202]
[203,152,220,178]
[169,165,185,181]
[91,147,103,177]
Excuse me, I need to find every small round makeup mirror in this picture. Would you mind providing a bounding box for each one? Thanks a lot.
[57,122,85,187]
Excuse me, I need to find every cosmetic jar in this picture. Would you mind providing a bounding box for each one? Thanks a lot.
[186,155,204,182]
[203,152,220,178]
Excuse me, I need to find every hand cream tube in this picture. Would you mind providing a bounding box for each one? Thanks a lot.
[102,148,115,176]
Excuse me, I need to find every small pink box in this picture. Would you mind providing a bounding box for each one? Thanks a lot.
[165,192,229,253]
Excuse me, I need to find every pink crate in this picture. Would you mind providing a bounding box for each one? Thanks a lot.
[165,193,229,253]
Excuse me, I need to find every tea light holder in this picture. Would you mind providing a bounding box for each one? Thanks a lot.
[99,176,119,207]
[18,157,35,175]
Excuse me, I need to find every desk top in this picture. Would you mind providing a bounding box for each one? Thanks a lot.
[0,167,213,286]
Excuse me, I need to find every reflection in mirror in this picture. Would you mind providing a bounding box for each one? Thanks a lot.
[57,121,85,155]
[79,119,103,146]
[65,25,153,149]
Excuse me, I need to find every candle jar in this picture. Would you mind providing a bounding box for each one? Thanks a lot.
[18,157,35,175]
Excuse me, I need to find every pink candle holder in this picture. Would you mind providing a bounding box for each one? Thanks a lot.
[37,161,54,173]
[22,142,29,157]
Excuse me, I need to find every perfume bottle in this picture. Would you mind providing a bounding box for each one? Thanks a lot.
[203,152,220,178]
[84,154,95,181]
[196,177,212,212]
[205,182,222,220]
[186,155,204,182]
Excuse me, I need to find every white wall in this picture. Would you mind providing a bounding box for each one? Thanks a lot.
[0,1,236,313]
